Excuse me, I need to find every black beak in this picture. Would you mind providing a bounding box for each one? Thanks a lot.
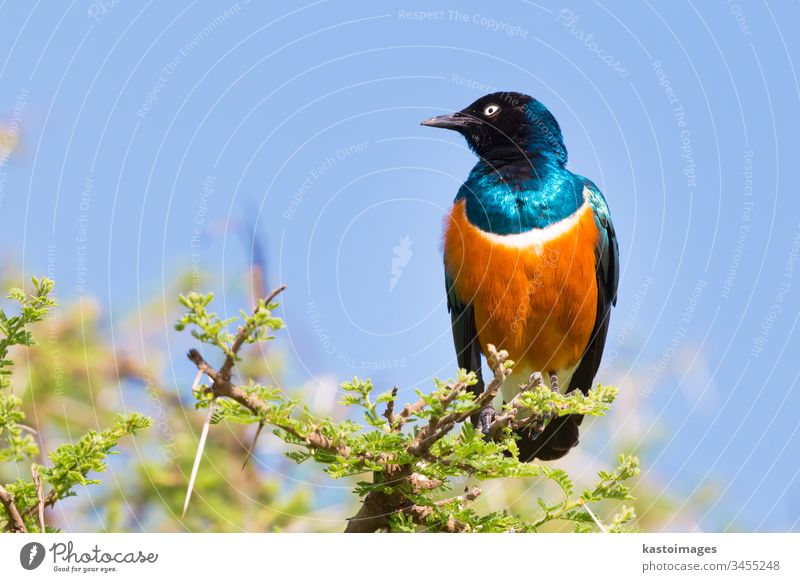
[420,111,473,131]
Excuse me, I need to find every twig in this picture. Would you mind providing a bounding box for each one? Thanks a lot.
[32,464,45,533]
[430,485,481,508]
[24,490,56,520]
[186,348,350,458]
[420,451,475,473]
[346,347,512,532]
[397,400,426,425]
[405,486,482,532]
[488,371,546,438]
[219,285,286,381]
[407,345,511,457]
[0,484,28,533]
[187,349,348,456]
[382,386,399,429]
[186,285,351,465]
[408,473,442,492]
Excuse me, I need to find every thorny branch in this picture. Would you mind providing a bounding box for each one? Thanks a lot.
[186,350,350,458]
[407,347,512,457]
[184,293,536,532]
[186,285,354,456]
[184,286,517,532]
[343,346,515,532]
[488,371,550,437]
[183,285,633,533]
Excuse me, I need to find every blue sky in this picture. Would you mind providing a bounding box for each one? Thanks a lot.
[1,1,799,531]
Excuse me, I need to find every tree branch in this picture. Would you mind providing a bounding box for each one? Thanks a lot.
[0,484,28,533]
[24,490,57,520]
[345,347,512,532]
[405,486,482,532]
[407,345,512,457]
[219,284,286,381]
[488,371,547,438]
[187,347,350,457]
[179,284,631,534]
[186,285,354,459]
[382,386,399,429]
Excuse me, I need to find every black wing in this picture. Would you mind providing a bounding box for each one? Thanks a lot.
[445,271,484,402]
[569,181,619,395]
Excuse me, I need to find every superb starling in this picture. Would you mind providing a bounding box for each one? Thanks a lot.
[423,92,618,460]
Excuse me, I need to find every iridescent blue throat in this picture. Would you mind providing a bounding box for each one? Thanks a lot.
[456,157,585,235]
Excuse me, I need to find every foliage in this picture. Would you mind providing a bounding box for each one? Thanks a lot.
[0,269,324,533]
[178,289,641,533]
[0,277,55,391]
[0,278,151,533]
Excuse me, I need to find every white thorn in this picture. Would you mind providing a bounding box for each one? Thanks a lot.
[182,397,216,519]
[581,500,609,534]
[190,369,203,395]
[241,422,264,470]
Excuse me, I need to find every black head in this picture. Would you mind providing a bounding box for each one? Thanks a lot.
[421,92,567,165]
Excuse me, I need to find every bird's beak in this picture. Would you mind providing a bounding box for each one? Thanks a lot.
[420,111,472,131]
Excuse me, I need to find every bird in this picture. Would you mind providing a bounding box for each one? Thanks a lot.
[421,92,618,461]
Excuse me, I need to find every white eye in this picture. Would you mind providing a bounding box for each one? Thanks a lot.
[483,104,500,116]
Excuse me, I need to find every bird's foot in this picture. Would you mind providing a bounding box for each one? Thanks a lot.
[475,405,497,436]
[528,371,545,389]
[548,371,560,393]
[520,410,554,437]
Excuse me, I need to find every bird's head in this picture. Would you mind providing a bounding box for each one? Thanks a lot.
[421,92,567,165]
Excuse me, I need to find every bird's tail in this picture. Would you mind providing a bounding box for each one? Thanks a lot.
[515,414,583,461]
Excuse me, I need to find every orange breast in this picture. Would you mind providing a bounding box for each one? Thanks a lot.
[444,198,599,374]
